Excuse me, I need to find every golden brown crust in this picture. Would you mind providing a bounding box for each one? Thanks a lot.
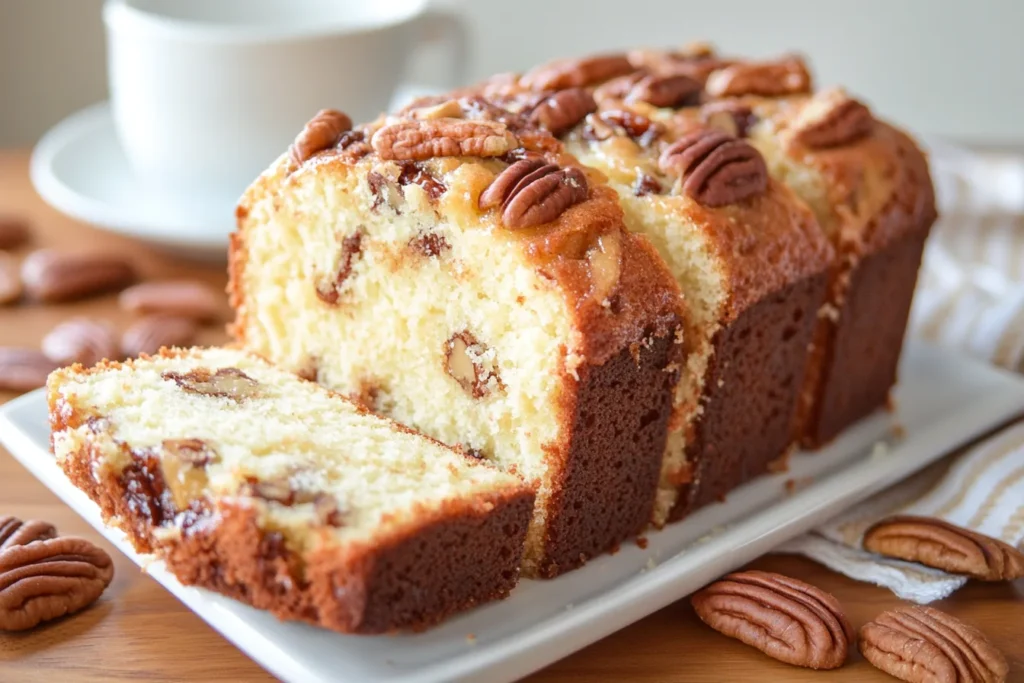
[48,366,536,633]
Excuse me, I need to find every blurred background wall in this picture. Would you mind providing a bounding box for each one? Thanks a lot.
[1,0,1020,147]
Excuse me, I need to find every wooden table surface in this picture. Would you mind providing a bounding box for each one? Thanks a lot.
[0,150,1021,682]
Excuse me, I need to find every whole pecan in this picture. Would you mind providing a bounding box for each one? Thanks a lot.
[658,128,768,207]
[862,515,1024,581]
[0,517,57,550]
[162,366,260,401]
[20,249,136,303]
[528,88,597,137]
[371,119,518,161]
[479,159,589,229]
[0,252,22,305]
[626,73,702,108]
[859,606,1008,683]
[0,347,57,392]
[121,315,198,358]
[705,56,813,98]
[119,280,224,322]
[520,53,636,91]
[0,536,114,631]
[41,318,120,367]
[791,88,874,149]
[691,570,853,669]
[289,109,353,167]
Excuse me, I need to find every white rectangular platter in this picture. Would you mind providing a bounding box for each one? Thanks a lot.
[2,340,1023,683]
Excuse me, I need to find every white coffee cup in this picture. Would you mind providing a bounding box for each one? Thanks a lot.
[103,0,468,203]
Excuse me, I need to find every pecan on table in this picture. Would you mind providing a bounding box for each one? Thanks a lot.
[520,53,636,91]
[691,570,853,669]
[0,537,114,631]
[859,606,1008,683]
[705,56,813,98]
[478,158,589,229]
[0,516,57,551]
[659,128,768,207]
[862,515,1024,581]
[371,119,518,161]
[289,109,353,167]
[790,88,874,149]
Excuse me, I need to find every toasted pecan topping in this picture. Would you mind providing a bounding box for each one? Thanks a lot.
[480,159,589,229]
[706,56,812,98]
[528,88,597,137]
[700,100,758,138]
[582,110,664,148]
[790,88,874,149]
[289,109,353,167]
[396,161,446,201]
[658,128,768,207]
[371,119,518,161]
[626,73,702,108]
[521,53,636,91]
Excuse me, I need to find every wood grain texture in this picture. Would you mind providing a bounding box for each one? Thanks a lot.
[1,151,1022,681]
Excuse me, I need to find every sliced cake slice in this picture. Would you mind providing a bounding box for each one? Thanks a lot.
[48,347,535,633]
[230,105,686,576]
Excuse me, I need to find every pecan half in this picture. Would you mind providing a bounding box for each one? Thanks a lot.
[121,315,198,358]
[371,119,518,161]
[790,88,874,149]
[582,110,664,148]
[335,130,372,164]
[41,318,120,367]
[705,56,813,98]
[20,249,136,303]
[479,159,589,229]
[443,331,503,398]
[700,100,758,138]
[0,347,57,392]
[0,537,114,631]
[691,570,853,669]
[859,606,1008,683]
[289,109,353,167]
[862,515,1024,581]
[528,88,597,137]
[520,53,636,91]
[315,231,363,305]
[626,73,702,108]
[0,517,57,550]
[0,252,22,306]
[659,128,768,207]
[0,215,31,250]
[397,161,446,201]
[119,280,224,322]
[162,366,260,401]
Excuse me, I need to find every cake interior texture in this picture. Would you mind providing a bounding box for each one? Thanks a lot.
[48,347,534,633]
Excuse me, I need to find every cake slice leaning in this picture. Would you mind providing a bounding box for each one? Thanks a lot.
[48,347,535,633]
[230,105,685,577]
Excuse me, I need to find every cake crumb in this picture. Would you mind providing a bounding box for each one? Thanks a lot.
[636,536,649,550]
[767,450,791,474]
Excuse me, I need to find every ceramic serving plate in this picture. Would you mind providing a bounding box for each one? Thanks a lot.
[2,340,1022,683]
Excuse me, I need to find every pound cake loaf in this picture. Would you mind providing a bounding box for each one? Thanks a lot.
[229,104,686,576]
[621,47,938,446]
[48,347,535,633]
[456,57,834,523]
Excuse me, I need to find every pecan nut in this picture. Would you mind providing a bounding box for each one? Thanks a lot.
[791,88,874,149]
[691,570,853,669]
[315,231,363,305]
[162,366,260,401]
[0,215,31,250]
[659,128,769,207]
[20,249,136,303]
[0,252,22,305]
[371,119,518,161]
[528,88,597,137]
[705,56,813,98]
[0,517,57,550]
[289,109,353,167]
[0,536,114,631]
[443,330,503,398]
[700,100,758,138]
[41,318,120,367]
[479,159,590,229]
[862,515,1024,581]
[0,347,57,392]
[859,606,1008,683]
[521,53,636,91]
[582,109,664,148]
[626,73,702,109]
[121,315,198,358]
[162,438,218,468]
[119,280,224,322]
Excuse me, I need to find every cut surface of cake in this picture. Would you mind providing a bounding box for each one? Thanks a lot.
[48,347,535,633]
[230,105,686,576]
[458,57,834,524]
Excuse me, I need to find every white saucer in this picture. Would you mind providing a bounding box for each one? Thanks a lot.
[30,103,235,261]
